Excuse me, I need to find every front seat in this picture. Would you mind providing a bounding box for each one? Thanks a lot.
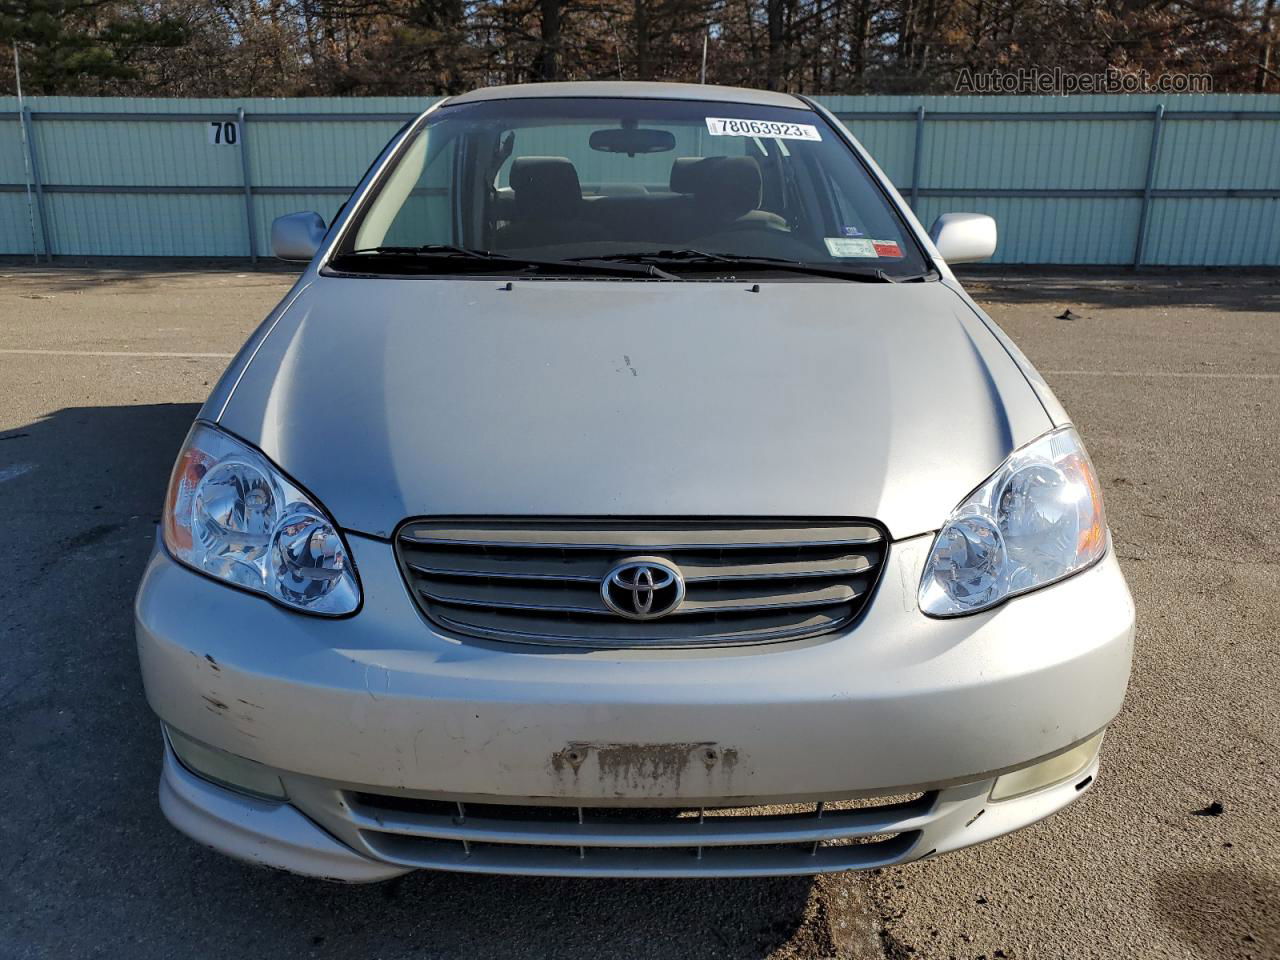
[496,156,605,249]
[669,156,788,233]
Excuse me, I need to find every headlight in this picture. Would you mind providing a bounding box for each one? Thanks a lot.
[919,426,1106,617]
[162,422,360,615]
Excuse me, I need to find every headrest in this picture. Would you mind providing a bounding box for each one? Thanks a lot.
[668,156,762,219]
[509,156,582,218]
[669,157,704,194]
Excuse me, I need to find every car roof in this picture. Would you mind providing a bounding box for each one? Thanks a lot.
[444,81,810,110]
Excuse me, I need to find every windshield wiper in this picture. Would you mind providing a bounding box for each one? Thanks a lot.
[336,245,681,280]
[568,249,925,282]
[881,270,937,283]
[573,248,735,264]
[346,244,509,260]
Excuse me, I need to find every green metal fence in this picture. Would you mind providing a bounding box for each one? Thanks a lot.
[3,93,1278,265]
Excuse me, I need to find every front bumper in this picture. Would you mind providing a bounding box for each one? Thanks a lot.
[137,530,1134,878]
[159,731,1104,880]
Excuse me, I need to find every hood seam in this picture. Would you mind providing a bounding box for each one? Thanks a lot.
[941,278,1058,428]
[213,278,313,423]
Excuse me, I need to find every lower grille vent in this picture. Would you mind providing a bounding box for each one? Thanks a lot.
[346,791,932,877]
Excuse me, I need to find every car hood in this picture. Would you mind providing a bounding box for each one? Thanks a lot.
[216,276,1051,540]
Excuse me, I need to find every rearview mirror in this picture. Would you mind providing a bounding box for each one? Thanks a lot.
[929,213,997,263]
[589,128,676,156]
[271,211,327,262]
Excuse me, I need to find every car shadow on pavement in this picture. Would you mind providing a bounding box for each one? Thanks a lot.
[0,258,301,295]
[954,269,1280,313]
[1153,866,1279,959]
[0,403,852,960]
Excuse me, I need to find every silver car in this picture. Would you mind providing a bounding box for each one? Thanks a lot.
[135,81,1134,881]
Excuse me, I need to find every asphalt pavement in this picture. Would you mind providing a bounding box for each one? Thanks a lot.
[0,265,1276,960]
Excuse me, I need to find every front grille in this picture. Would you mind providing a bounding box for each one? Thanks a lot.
[394,519,886,648]
[345,792,933,877]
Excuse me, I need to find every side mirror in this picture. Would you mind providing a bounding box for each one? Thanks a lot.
[271,211,327,262]
[929,213,997,263]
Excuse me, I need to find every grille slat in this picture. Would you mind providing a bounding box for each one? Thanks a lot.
[681,554,879,582]
[672,582,864,614]
[435,609,850,646]
[400,523,883,551]
[360,832,919,877]
[416,580,866,617]
[406,552,879,584]
[396,519,886,649]
[407,558,601,583]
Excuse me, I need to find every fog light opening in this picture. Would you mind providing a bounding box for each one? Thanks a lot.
[165,726,287,801]
[990,731,1104,802]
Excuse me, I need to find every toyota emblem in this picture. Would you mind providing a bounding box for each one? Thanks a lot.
[600,558,686,620]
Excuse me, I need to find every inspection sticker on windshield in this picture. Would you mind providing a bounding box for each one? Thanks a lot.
[824,237,877,258]
[705,117,822,141]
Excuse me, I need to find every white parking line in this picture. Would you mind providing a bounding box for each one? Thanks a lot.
[0,463,35,484]
[0,348,235,359]
[1043,369,1279,380]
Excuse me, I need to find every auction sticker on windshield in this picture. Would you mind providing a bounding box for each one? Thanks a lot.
[705,117,822,141]
[824,237,877,257]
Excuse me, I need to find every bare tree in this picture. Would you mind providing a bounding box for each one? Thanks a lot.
[1,0,1267,95]
[537,0,562,78]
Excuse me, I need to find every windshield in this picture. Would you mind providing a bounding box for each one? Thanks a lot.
[330,97,932,280]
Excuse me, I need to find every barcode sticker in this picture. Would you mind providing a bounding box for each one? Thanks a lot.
[705,117,822,141]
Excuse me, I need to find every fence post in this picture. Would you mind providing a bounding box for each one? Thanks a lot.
[1133,103,1165,269]
[237,107,258,264]
[20,106,50,261]
[909,105,926,212]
